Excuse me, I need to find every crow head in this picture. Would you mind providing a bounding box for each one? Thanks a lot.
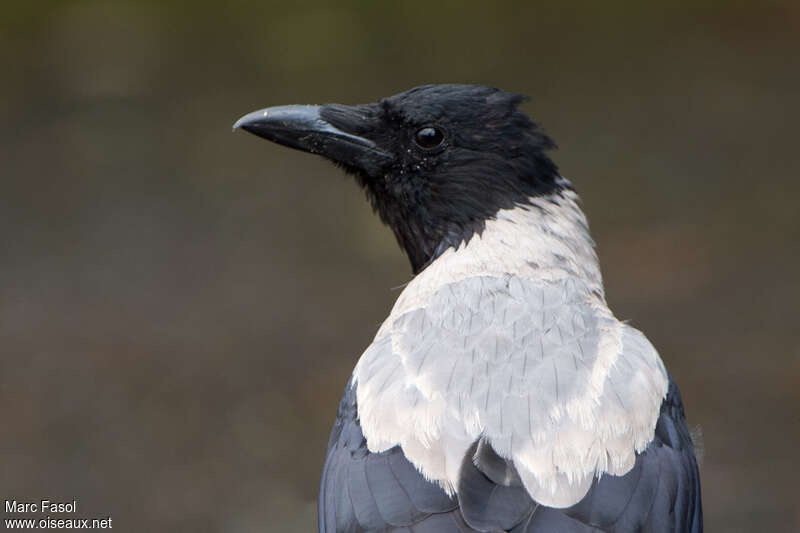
[235,84,564,273]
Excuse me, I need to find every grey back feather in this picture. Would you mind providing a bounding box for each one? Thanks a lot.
[354,274,668,508]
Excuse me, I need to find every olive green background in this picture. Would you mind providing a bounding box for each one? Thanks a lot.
[1,1,798,531]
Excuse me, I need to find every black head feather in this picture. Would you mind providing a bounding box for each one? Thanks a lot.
[236,84,564,273]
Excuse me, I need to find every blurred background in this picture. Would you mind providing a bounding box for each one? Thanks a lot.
[1,1,798,531]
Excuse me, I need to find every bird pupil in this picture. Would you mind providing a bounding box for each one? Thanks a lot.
[416,126,443,148]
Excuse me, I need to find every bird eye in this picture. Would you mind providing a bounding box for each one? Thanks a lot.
[414,126,444,149]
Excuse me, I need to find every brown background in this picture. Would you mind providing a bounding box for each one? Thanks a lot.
[1,1,799,531]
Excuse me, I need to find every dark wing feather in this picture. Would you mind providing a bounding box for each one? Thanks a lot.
[457,440,534,530]
[541,375,702,533]
[319,376,702,532]
[318,380,469,533]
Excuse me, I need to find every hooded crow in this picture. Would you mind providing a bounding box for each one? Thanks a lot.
[234,84,702,533]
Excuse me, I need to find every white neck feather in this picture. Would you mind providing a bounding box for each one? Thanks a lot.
[389,189,604,319]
